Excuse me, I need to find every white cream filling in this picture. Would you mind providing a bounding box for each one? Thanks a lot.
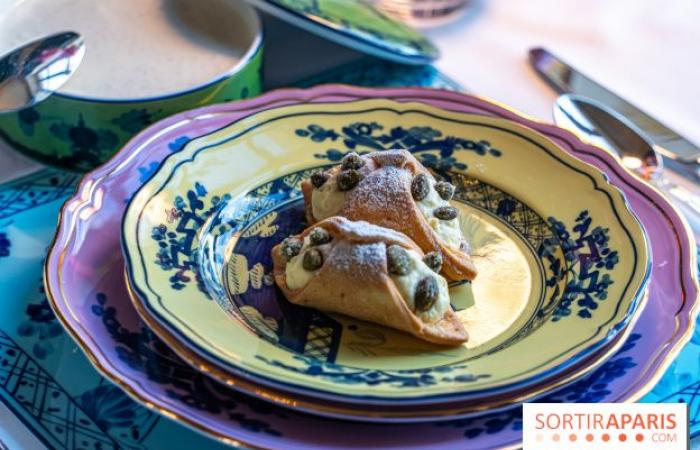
[285,237,449,323]
[416,181,464,250]
[311,175,346,220]
[285,236,316,290]
[390,249,450,323]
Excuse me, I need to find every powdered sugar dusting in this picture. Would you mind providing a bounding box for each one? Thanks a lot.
[327,240,386,277]
[332,217,411,247]
[342,166,412,216]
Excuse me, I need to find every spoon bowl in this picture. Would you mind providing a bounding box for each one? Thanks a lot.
[0,31,84,113]
[553,94,662,181]
[554,93,700,241]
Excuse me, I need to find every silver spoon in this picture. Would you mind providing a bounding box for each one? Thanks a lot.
[0,31,85,113]
[554,93,700,240]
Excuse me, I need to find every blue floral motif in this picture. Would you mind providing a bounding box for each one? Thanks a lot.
[168,136,191,152]
[0,171,79,219]
[0,327,141,449]
[17,277,63,359]
[459,410,523,440]
[644,250,700,433]
[0,231,10,257]
[0,166,163,450]
[438,333,641,437]
[50,115,119,170]
[541,211,620,321]
[449,172,619,325]
[420,153,467,172]
[150,168,321,297]
[17,107,40,136]
[546,334,640,403]
[255,354,489,388]
[296,121,501,172]
[133,137,191,186]
[137,162,160,183]
[295,124,340,142]
[90,292,284,436]
[655,380,700,433]
[151,182,231,294]
[111,109,162,134]
[78,384,153,433]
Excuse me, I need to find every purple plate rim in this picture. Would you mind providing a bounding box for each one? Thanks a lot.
[44,85,699,449]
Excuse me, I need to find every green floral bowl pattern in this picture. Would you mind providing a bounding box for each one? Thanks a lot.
[0,7,263,172]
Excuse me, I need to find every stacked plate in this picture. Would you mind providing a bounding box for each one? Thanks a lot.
[45,86,698,449]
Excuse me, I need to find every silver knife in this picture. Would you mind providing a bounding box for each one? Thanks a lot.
[529,47,700,164]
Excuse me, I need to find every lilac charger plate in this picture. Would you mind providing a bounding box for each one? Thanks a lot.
[45,86,698,449]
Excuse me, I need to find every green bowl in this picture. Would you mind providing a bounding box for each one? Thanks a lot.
[0,2,263,172]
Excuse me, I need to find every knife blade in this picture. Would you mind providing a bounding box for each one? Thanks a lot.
[529,47,700,163]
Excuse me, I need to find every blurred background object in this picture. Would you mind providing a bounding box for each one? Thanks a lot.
[372,0,471,28]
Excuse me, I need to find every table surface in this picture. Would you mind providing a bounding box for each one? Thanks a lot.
[0,1,698,448]
[427,0,700,145]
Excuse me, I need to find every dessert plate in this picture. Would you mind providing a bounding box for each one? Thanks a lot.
[122,277,631,422]
[46,86,697,448]
[122,99,649,403]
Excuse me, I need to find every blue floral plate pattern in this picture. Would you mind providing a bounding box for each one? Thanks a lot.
[122,99,649,407]
[0,86,690,449]
[0,169,692,449]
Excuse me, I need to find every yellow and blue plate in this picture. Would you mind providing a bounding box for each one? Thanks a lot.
[122,99,650,405]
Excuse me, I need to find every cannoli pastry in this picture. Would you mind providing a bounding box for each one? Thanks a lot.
[271,216,468,345]
[301,149,477,282]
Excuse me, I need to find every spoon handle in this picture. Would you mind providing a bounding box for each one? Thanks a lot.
[654,177,700,243]
[659,154,700,185]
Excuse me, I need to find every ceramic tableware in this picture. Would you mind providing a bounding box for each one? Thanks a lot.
[0,0,263,171]
[122,99,649,405]
[123,274,634,422]
[45,86,698,449]
[245,0,438,64]
[372,0,471,28]
[0,75,463,449]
